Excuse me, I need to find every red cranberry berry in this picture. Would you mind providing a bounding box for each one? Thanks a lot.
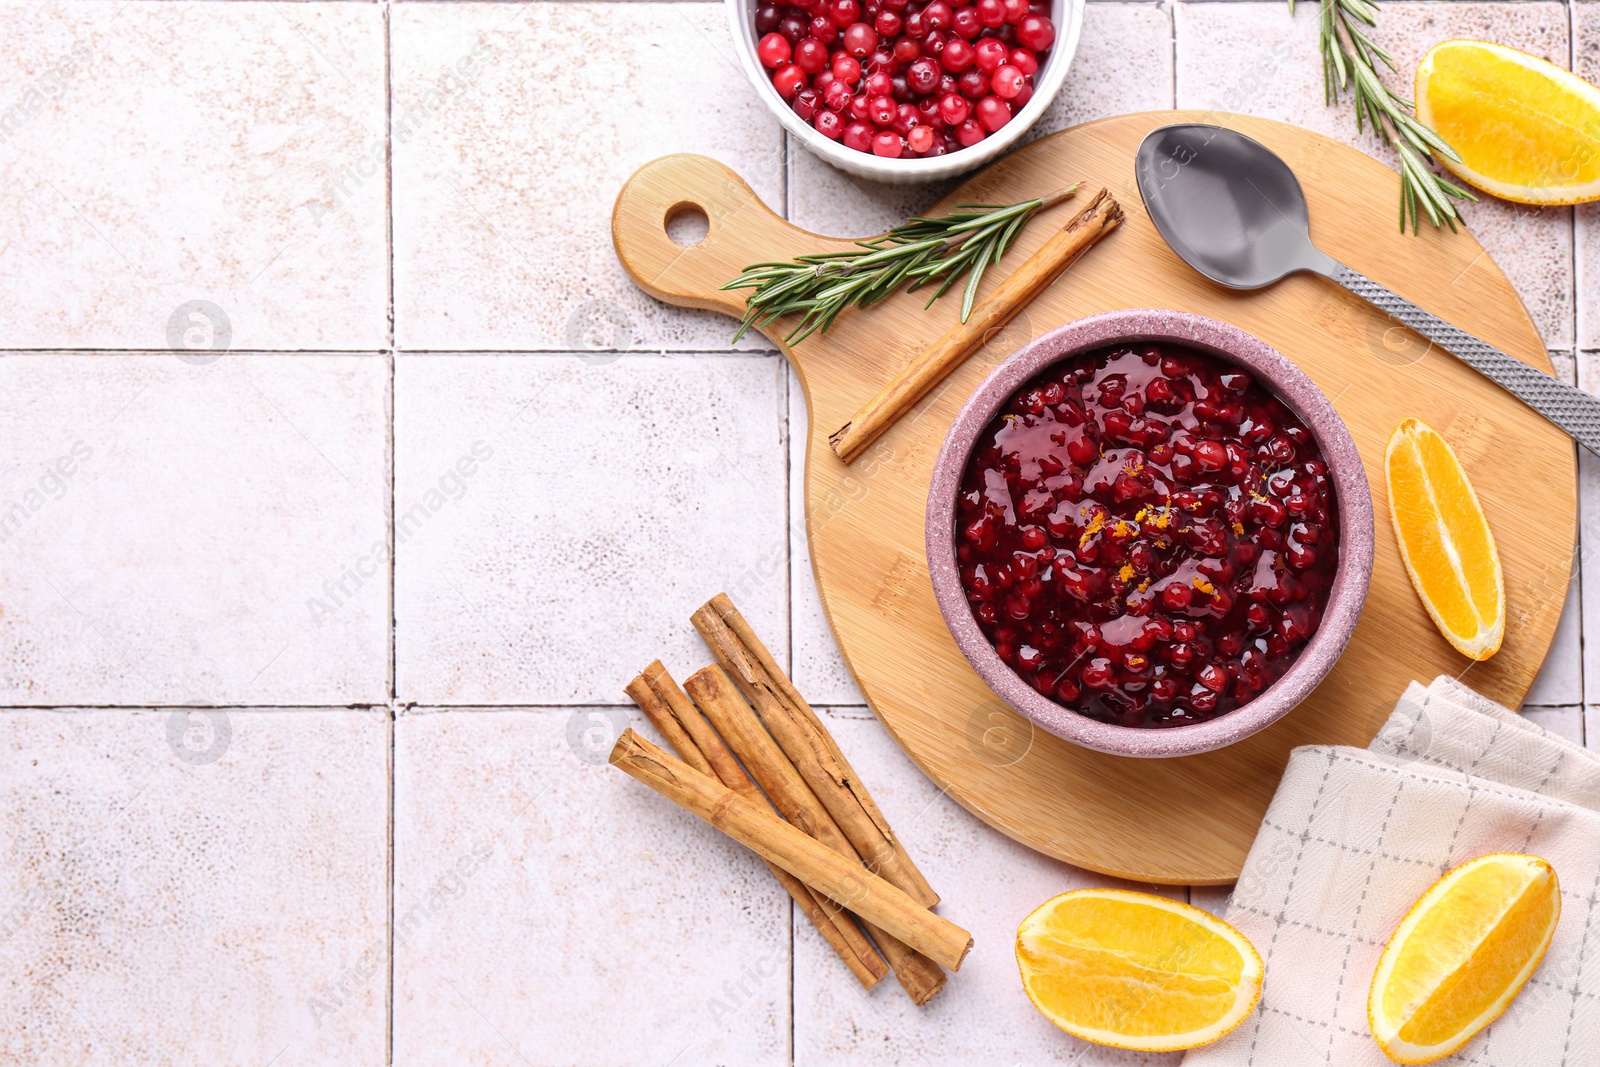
[975,93,1011,131]
[952,5,982,38]
[992,64,1026,99]
[907,56,941,93]
[1017,12,1055,50]
[772,64,806,97]
[758,31,792,68]
[974,37,1010,72]
[923,0,953,28]
[942,37,976,71]
[842,21,879,56]
[938,92,970,125]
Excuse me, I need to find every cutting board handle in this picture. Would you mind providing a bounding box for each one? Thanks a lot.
[612,153,802,322]
[611,154,780,319]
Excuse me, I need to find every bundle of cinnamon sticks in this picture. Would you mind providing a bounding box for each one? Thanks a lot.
[611,593,969,1004]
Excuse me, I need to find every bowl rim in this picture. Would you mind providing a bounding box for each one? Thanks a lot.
[925,308,1375,758]
[723,0,1085,182]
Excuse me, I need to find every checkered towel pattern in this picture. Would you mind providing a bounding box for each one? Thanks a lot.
[1183,676,1600,1066]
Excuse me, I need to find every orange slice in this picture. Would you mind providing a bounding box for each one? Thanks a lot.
[1016,888,1262,1052]
[1415,39,1600,205]
[1385,418,1504,660]
[1369,853,1561,1064]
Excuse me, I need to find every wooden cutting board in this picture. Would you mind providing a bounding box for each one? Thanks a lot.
[612,110,1577,884]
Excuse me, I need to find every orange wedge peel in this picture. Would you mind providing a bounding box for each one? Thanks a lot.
[1369,853,1561,1064]
[1016,888,1262,1052]
[1416,39,1600,205]
[1385,418,1504,660]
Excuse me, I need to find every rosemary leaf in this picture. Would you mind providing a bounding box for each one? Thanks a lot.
[721,186,1079,345]
[1296,0,1475,232]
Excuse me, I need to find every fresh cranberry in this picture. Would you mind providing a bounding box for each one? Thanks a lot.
[956,117,985,145]
[908,124,935,153]
[893,34,921,61]
[1011,47,1039,75]
[830,0,861,26]
[952,5,982,38]
[992,64,1026,98]
[941,37,976,71]
[871,129,903,156]
[1017,12,1055,50]
[795,36,830,72]
[780,13,809,41]
[875,9,903,36]
[975,94,1011,131]
[793,87,822,119]
[832,53,862,84]
[957,68,989,98]
[842,120,874,150]
[922,0,953,28]
[907,56,941,92]
[810,15,839,42]
[974,37,1010,72]
[977,0,1008,27]
[756,4,784,34]
[814,108,845,138]
[842,21,879,55]
[772,64,806,97]
[758,31,792,68]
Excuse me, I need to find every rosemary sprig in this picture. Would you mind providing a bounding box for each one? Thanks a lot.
[1293,0,1476,232]
[722,185,1079,345]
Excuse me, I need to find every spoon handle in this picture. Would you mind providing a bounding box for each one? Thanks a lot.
[1333,264,1600,454]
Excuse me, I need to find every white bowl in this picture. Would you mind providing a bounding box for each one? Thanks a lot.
[727,0,1083,184]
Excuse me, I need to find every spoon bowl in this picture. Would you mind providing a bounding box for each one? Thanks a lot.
[1136,124,1336,289]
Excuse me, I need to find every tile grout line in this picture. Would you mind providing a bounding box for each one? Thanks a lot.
[1571,1,1588,748]
[383,0,398,1062]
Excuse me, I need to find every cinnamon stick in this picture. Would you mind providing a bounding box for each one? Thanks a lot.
[610,728,973,973]
[693,594,938,908]
[626,663,889,989]
[685,665,950,1005]
[828,188,1125,463]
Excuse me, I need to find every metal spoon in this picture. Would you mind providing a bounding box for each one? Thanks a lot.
[1135,123,1600,454]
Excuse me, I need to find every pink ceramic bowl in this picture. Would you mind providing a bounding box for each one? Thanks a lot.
[926,308,1374,758]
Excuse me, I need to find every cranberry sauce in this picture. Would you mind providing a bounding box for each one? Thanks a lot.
[954,343,1340,729]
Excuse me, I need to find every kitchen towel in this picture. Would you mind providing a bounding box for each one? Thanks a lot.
[1183,675,1600,1066]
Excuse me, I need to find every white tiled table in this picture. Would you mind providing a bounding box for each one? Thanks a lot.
[0,1,1592,1064]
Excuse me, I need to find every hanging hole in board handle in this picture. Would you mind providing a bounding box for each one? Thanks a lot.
[665,202,711,247]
